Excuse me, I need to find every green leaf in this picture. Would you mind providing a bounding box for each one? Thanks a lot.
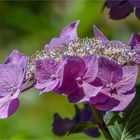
[104,90,140,140]
[105,112,123,126]
[67,122,98,136]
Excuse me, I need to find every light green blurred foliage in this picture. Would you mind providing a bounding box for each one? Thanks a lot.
[0,0,140,139]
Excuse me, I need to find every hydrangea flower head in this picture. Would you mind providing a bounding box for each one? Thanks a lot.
[23,21,139,112]
[0,20,139,118]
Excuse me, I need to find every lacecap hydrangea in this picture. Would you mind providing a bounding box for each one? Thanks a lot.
[0,20,140,118]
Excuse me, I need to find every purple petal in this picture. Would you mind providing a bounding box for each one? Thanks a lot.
[45,20,80,51]
[84,127,100,138]
[82,55,98,83]
[106,0,123,8]
[111,88,136,111]
[108,40,125,48]
[4,49,27,65]
[128,33,140,48]
[78,81,102,102]
[58,56,86,94]
[45,37,68,51]
[128,0,140,8]
[68,88,85,103]
[8,98,20,117]
[93,26,108,43]
[73,105,82,123]
[109,1,134,20]
[60,20,80,41]
[35,59,58,89]
[40,79,60,94]
[114,65,138,94]
[135,8,140,20]
[0,89,20,119]
[135,54,140,64]
[63,56,86,78]
[53,113,75,136]
[0,64,24,97]
[73,104,94,123]
[90,92,120,111]
[97,57,123,85]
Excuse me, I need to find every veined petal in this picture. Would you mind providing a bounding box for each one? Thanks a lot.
[63,56,86,78]
[0,89,20,119]
[114,65,138,94]
[111,88,136,111]
[35,59,58,88]
[45,37,68,51]
[45,20,80,51]
[0,64,24,97]
[78,81,101,102]
[60,20,80,41]
[82,55,98,83]
[128,33,140,48]
[68,88,85,103]
[93,26,108,43]
[98,57,123,85]
[58,56,86,95]
[40,79,60,94]
[90,92,120,111]
[4,49,26,65]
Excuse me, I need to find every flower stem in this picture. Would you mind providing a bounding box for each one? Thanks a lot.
[89,105,113,140]
[21,82,35,93]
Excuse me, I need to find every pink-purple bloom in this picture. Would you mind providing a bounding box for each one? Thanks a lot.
[35,59,63,93]
[90,56,138,111]
[0,50,28,118]
[0,20,140,118]
[33,20,139,111]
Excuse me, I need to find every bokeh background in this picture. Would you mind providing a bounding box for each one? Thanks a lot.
[0,0,140,140]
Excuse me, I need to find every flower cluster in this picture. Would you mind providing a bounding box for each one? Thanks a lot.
[0,20,140,118]
[106,0,140,20]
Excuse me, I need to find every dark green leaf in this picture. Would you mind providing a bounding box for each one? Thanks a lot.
[104,89,140,140]
[67,122,98,136]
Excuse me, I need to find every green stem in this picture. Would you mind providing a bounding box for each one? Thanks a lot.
[89,105,113,140]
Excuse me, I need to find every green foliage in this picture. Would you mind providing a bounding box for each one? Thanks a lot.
[68,122,98,135]
[104,90,140,140]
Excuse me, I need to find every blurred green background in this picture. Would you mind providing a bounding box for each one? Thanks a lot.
[0,0,140,140]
